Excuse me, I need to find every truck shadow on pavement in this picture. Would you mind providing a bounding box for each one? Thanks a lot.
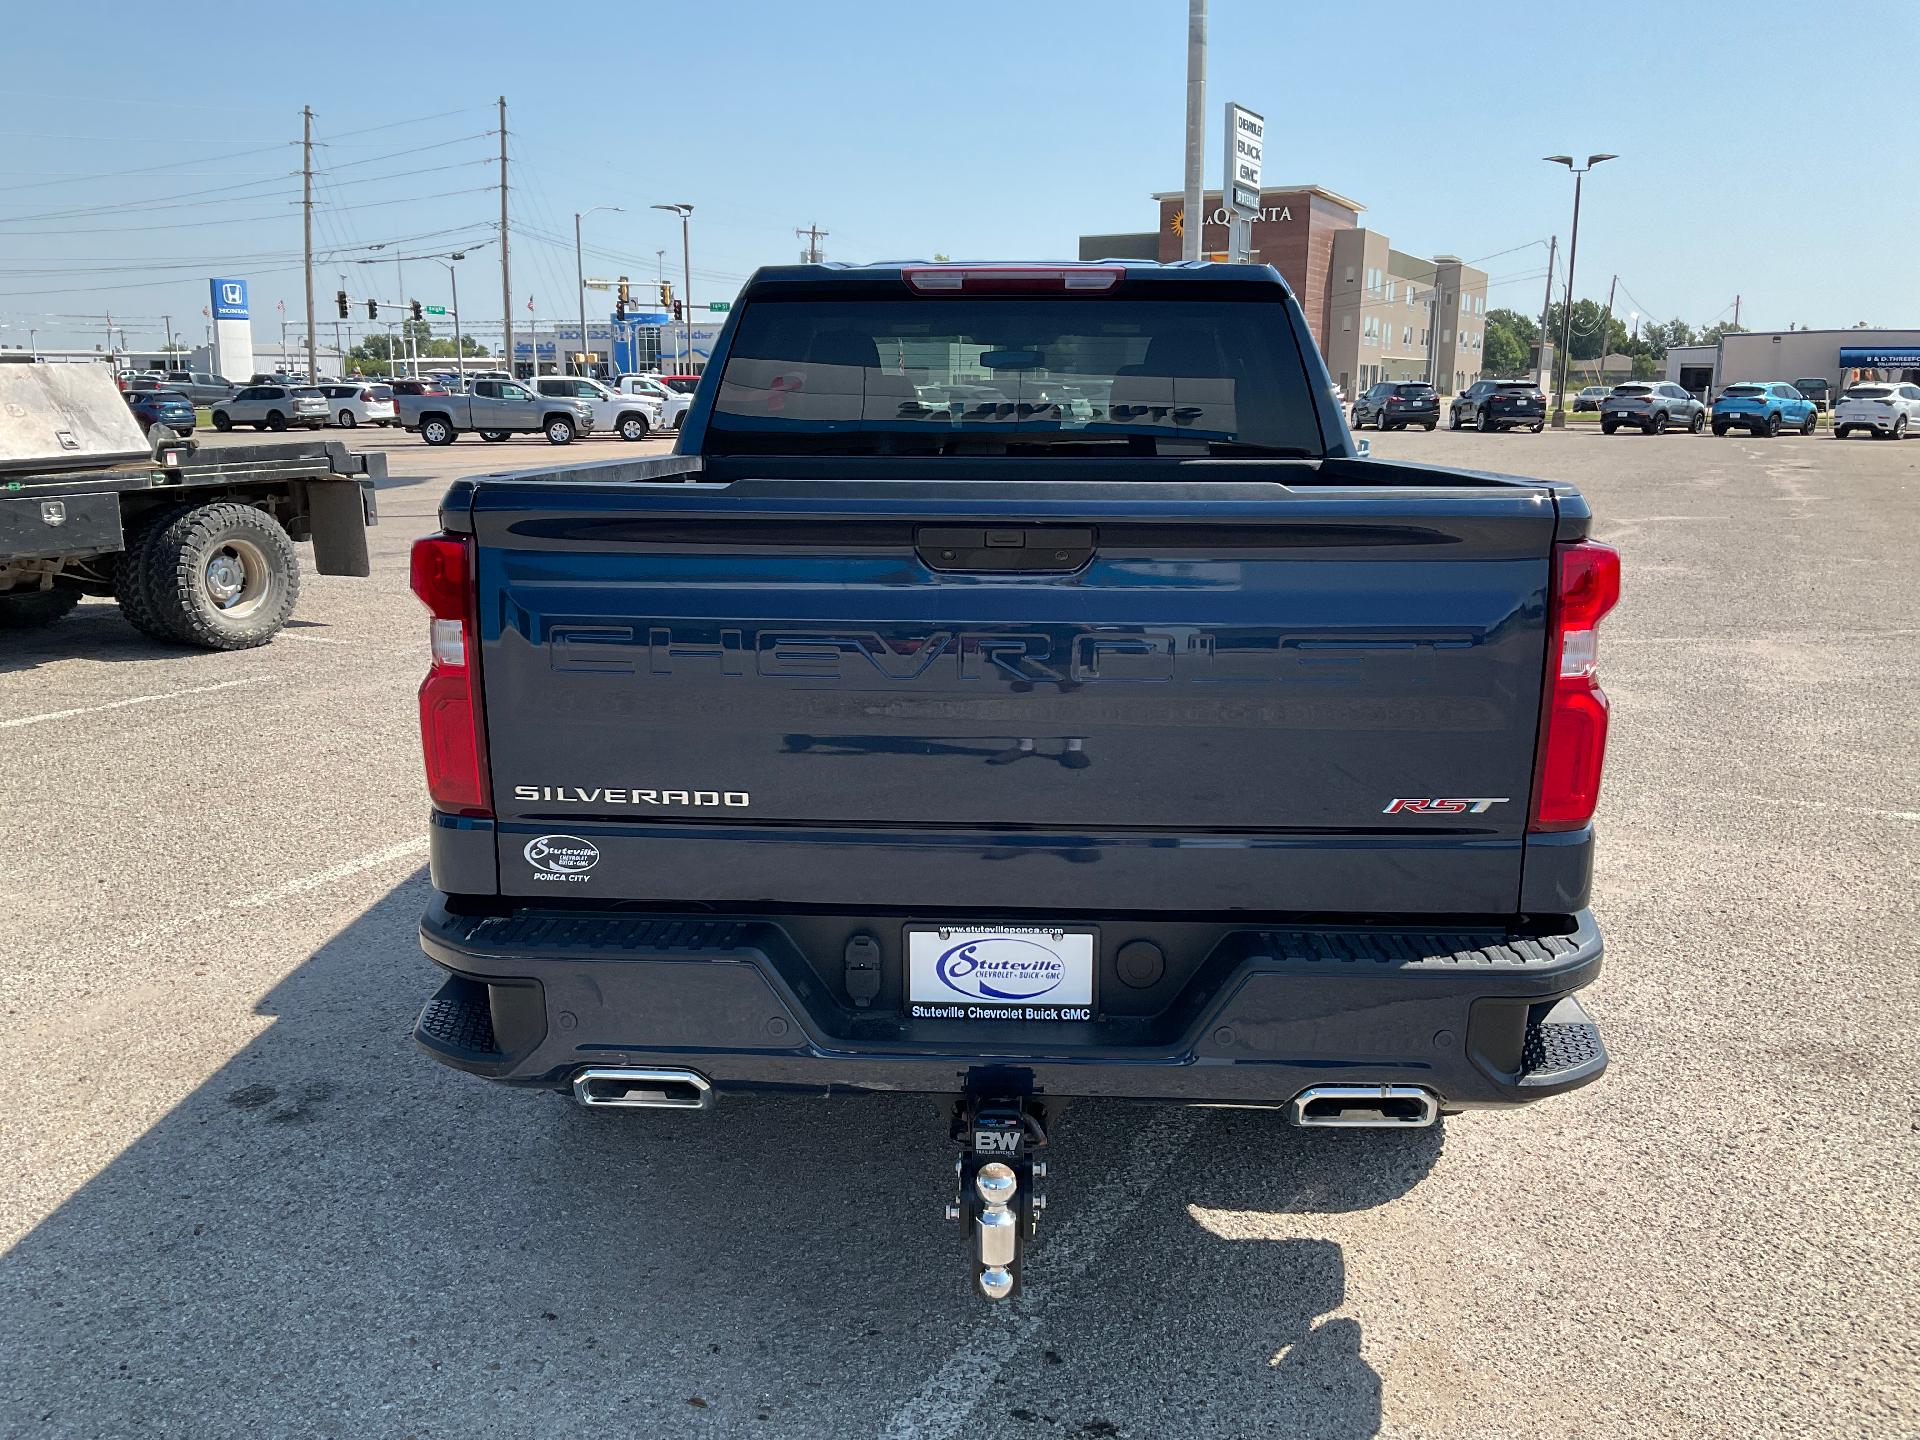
[1,874,1432,1438]
[0,599,207,676]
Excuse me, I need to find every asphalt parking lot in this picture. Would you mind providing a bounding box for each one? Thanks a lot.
[3,424,1916,1439]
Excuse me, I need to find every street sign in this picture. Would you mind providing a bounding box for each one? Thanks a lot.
[1224,102,1264,218]
[424,305,448,316]
[582,278,614,290]
[708,301,731,313]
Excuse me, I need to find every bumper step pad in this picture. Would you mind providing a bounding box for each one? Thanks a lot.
[415,974,502,1065]
[1517,995,1608,1088]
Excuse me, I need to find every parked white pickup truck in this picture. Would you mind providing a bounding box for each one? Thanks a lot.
[530,376,661,441]
[615,373,693,431]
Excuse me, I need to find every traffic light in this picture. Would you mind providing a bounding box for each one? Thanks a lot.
[659,281,673,309]
[410,300,423,322]
[367,299,378,320]
[336,290,349,320]
[615,297,626,322]
[618,276,630,307]
[672,300,683,322]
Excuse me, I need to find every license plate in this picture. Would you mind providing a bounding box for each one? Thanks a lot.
[906,926,1095,1022]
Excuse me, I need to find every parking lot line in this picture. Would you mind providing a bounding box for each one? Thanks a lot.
[0,676,275,731]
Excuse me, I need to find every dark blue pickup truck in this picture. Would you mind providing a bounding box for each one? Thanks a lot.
[409,261,1620,1299]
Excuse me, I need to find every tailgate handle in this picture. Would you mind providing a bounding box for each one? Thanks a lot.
[916,526,1095,573]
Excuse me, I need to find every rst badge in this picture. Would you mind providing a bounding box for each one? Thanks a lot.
[1382,797,1510,815]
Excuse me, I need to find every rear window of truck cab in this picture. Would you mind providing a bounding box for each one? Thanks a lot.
[705,292,1322,457]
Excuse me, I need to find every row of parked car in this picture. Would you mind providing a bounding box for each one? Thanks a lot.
[1348,380,1548,433]
[116,367,700,442]
[1349,376,1920,440]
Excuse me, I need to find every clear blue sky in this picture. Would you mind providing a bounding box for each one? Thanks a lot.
[3,0,1912,352]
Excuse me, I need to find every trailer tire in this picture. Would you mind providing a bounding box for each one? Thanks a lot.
[143,502,300,649]
[0,585,82,630]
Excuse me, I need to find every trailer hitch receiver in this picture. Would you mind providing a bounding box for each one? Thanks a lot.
[944,1092,1050,1301]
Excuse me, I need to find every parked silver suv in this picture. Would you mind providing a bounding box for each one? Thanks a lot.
[1599,382,1707,436]
[211,384,330,432]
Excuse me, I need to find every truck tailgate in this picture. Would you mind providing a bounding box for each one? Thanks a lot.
[466,476,1557,914]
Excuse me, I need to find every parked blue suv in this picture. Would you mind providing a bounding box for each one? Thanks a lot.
[1712,381,1817,438]
[124,388,197,439]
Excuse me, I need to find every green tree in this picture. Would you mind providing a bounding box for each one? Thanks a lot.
[1482,319,1531,377]
[1546,300,1629,362]
[1700,320,1748,344]
[1485,308,1539,347]
[1641,318,1695,358]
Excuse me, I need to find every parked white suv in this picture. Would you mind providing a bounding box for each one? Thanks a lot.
[320,382,398,428]
[616,373,693,431]
[1833,382,1920,440]
[530,376,661,441]
[211,383,330,432]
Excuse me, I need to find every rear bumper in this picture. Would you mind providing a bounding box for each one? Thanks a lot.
[414,898,1608,1110]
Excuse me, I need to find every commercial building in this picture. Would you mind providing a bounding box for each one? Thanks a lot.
[1081,185,1489,396]
[1665,328,1920,398]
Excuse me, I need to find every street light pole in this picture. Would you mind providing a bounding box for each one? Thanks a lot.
[652,203,694,371]
[435,252,467,385]
[574,205,624,378]
[1544,152,1616,428]
[1182,0,1206,263]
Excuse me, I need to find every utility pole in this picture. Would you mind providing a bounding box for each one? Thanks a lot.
[162,314,174,365]
[302,105,317,383]
[335,272,346,366]
[498,97,513,372]
[1598,274,1617,389]
[795,223,829,263]
[1181,0,1206,262]
[1536,235,1557,386]
[1733,293,1741,328]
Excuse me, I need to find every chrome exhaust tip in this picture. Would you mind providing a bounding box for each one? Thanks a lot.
[1289,1084,1438,1129]
[572,1067,714,1110]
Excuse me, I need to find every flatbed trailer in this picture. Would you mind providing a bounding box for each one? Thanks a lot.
[1,356,380,648]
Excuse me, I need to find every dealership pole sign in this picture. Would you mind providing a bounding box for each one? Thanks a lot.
[1223,102,1264,262]
[207,277,255,382]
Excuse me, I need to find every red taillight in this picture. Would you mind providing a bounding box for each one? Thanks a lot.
[1531,539,1621,832]
[409,533,491,816]
[902,265,1123,294]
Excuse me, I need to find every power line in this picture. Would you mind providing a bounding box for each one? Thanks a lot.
[324,107,486,141]
[0,141,293,196]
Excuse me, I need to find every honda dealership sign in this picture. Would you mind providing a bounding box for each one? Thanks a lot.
[210,278,249,320]
[208,277,255,381]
